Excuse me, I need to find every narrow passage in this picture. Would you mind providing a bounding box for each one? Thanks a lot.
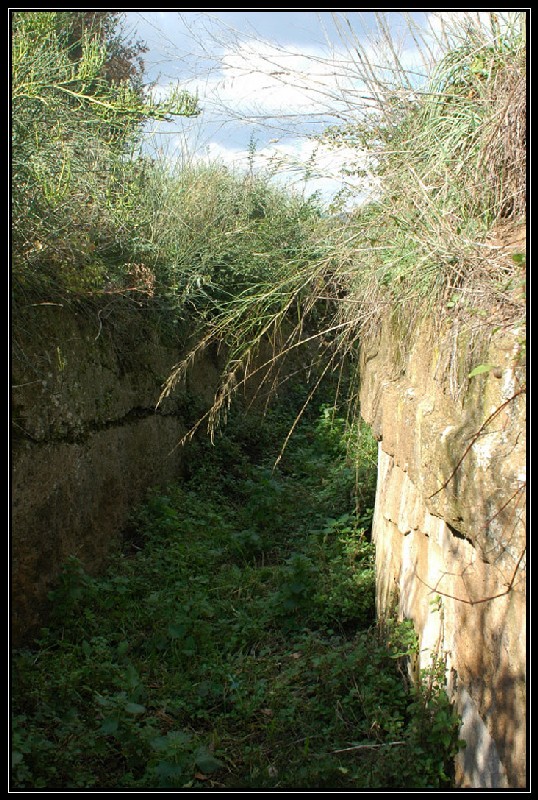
[12,394,460,789]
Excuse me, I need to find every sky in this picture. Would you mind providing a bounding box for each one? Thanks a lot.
[120,10,514,207]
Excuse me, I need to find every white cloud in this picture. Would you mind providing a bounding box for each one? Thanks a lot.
[152,36,375,125]
[150,11,524,126]
[215,40,354,115]
[146,30,386,206]
[151,14,514,205]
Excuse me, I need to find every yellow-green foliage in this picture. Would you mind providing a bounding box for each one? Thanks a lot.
[11,11,198,295]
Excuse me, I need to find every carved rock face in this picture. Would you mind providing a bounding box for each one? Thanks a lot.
[11,308,193,645]
[360,317,526,788]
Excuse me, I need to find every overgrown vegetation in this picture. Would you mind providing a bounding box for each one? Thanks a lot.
[11,11,197,297]
[329,12,526,329]
[12,398,462,789]
[11,11,524,789]
[11,10,326,324]
[12,11,525,425]
[160,12,526,436]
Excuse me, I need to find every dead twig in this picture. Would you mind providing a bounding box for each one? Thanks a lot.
[414,546,526,606]
[331,741,405,754]
[485,482,526,527]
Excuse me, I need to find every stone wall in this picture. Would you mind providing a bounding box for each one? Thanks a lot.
[11,302,223,646]
[359,315,526,788]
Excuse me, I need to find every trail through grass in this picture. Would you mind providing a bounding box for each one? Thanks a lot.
[12,396,461,789]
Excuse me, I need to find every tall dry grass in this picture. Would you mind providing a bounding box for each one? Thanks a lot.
[159,11,526,438]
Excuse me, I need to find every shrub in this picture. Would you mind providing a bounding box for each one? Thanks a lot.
[11,11,197,297]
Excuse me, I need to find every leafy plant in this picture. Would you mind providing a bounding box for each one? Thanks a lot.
[11,396,461,789]
[11,11,198,297]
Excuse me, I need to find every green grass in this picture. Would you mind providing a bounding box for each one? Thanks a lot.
[11,395,462,789]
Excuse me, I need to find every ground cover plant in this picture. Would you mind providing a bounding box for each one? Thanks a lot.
[11,395,462,789]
